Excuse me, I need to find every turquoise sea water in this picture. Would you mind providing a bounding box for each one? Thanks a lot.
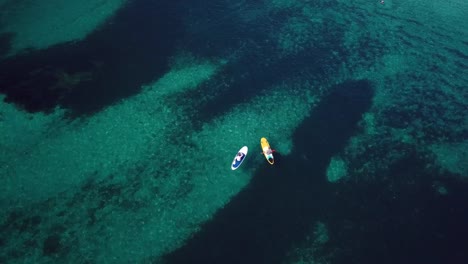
[0,0,467,263]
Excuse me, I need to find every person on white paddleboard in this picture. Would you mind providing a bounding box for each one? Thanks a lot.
[236,152,245,161]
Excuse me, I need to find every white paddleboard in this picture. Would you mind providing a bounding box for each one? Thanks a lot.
[231,146,248,170]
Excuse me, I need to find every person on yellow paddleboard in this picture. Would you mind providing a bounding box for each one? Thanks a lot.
[261,148,276,155]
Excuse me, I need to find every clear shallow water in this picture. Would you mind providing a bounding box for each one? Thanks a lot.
[0,0,467,263]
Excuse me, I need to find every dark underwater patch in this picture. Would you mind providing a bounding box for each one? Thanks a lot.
[0,0,184,117]
[42,234,61,256]
[166,1,353,130]
[0,32,13,58]
[325,152,468,264]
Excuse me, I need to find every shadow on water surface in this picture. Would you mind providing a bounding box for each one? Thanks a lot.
[161,80,374,264]
[0,0,183,117]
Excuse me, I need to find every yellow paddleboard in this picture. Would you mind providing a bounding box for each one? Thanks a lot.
[261,137,274,165]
